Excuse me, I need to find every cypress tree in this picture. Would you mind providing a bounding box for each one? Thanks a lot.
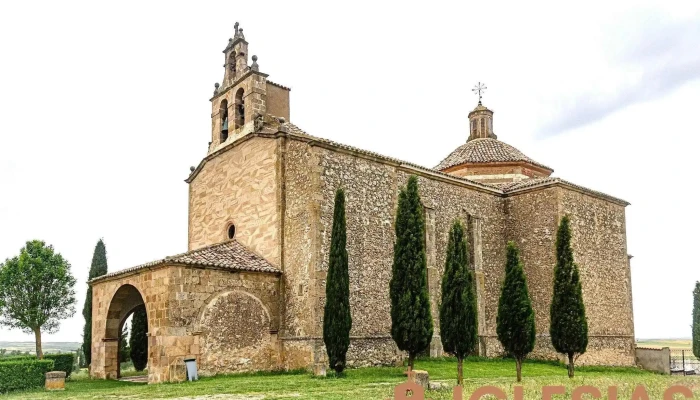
[390,175,433,370]
[550,215,588,378]
[82,239,108,366]
[119,324,130,363]
[130,305,148,371]
[323,188,352,375]
[439,220,478,386]
[693,282,700,359]
[497,241,536,382]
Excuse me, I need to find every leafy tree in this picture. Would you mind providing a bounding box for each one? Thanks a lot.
[390,175,433,370]
[497,241,536,382]
[439,220,478,385]
[119,324,130,363]
[82,239,108,366]
[129,305,148,371]
[0,240,77,359]
[323,188,352,375]
[693,282,700,359]
[549,215,588,378]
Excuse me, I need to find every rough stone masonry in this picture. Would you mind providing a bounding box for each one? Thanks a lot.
[89,25,634,383]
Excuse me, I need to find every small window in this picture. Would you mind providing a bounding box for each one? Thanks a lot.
[227,224,236,239]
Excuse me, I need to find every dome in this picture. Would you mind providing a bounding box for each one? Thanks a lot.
[435,138,551,172]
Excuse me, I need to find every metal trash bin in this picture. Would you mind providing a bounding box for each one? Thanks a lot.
[184,358,198,381]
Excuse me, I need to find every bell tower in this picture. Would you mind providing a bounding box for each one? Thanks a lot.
[208,23,291,153]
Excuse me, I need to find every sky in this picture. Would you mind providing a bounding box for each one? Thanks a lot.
[1,0,699,343]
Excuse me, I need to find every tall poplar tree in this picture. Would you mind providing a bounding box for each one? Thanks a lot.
[130,305,148,371]
[497,241,536,382]
[390,175,433,370]
[439,220,478,385]
[82,239,108,366]
[550,215,588,378]
[693,282,700,359]
[323,188,352,375]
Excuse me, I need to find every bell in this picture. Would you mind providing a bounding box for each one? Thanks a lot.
[222,118,229,131]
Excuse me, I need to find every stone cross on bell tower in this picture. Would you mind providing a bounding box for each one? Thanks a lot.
[467,82,497,141]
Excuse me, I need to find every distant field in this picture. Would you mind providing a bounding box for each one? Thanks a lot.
[0,341,81,355]
[636,339,691,349]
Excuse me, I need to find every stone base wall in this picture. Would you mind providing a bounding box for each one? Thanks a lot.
[281,337,402,371]
[482,335,635,366]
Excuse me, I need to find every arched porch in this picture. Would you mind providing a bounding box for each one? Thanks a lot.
[102,284,149,380]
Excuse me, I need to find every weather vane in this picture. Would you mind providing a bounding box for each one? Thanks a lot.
[472,82,487,104]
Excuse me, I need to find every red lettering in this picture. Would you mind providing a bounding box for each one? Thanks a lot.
[664,385,693,400]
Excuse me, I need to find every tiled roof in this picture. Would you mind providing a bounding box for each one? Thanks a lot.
[267,80,291,91]
[434,138,552,171]
[90,240,281,284]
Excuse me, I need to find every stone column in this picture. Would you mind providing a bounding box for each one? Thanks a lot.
[102,338,119,379]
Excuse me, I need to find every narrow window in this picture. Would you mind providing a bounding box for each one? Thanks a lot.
[480,119,485,135]
[471,120,476,136]
[235,88,245,129]
[220,100,229,142]
[227,224,236,239]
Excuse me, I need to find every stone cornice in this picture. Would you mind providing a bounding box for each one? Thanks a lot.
[210,70,269,102]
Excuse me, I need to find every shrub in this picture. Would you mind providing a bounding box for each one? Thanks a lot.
[0,355,34,362]
[0,353,74,378]
[0,359,54,393]
[45,353,75,378]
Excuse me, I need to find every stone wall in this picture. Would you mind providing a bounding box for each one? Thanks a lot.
[188,136,280,266]
[280,140,508,367]
[559,187,635,365]
[281,137,634,368]
[636,347,670,374]
[174,268,281,375]
[503,186,634,365]
[266,82,290,121]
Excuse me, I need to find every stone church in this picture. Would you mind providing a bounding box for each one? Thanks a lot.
[90,25,635,383]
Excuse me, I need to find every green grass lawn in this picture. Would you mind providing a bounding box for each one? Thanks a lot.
[6,357,700,400]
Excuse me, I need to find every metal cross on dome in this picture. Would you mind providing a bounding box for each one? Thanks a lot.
[472,82,487,104]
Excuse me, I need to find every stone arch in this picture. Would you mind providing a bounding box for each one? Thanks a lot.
[195,289,275,374]
[104,284,148,379]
